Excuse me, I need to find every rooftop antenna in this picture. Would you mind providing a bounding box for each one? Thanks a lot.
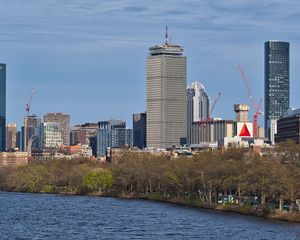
[165,25,169,45]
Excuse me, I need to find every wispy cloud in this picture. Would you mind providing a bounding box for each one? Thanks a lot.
[1,0,300,125]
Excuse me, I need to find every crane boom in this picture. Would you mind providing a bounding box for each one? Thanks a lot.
[237,65,257,110]
[25,89,35,116]
[237,65,262,138]
[197,93,221,144]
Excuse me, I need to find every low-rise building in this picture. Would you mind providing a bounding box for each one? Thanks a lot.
[275,108,300,144]
[0,151,28,168]
[190,119,234,144]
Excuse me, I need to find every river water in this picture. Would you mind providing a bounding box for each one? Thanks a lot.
[0,191,299,240]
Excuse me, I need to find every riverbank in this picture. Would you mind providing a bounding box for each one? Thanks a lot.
[6,189,299,223]
[104,192,300,223]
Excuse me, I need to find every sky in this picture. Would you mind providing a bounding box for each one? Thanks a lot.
[1,0,300,128]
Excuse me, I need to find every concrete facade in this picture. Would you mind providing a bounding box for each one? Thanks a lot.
[44,113,70,146]
[6,123,17,150]
[147,37,187,149]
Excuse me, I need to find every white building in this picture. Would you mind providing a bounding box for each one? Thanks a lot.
[42,122,63,148]
[187,82,210,145]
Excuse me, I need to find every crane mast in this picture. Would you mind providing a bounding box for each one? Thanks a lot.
[24,89,35,151]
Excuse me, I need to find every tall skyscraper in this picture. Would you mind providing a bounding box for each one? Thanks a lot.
[0,63,6,151]
[6,123,17,150]
[187,82,210,145]
[264,41,289,143]
[133,112,147,149]
[44,113,70,145]
[147,28,187,149]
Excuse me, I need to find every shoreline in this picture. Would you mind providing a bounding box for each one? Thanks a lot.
[4,190,300,223]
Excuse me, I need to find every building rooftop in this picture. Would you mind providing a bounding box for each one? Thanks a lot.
[149,26,184,56]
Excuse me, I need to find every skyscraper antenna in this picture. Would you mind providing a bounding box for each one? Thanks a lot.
[165,25,169,45]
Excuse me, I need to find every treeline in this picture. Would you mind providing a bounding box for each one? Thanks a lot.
[1,141,300,212]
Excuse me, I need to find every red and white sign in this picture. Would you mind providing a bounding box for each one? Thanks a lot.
[237,122,253,138]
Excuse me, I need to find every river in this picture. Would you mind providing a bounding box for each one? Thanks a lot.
[0,191,299,239]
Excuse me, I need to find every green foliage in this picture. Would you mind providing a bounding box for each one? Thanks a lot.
[83,168,114,192]
[1,145,300,214]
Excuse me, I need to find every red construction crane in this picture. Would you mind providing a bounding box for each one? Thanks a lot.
[198,92,221,143]
[237,65,262,138]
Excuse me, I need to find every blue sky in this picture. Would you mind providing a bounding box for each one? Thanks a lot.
[1,0,300,128]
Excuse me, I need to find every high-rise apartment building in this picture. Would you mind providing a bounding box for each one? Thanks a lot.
[44,113,70,145]
[0,63,6,151]
[265,41,289,143]
[147,29,187,149]
[6,123,17,150]
[133,113,147,149]
[187,82,210,145]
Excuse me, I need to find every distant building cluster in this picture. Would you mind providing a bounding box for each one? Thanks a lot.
[0,30,297,165]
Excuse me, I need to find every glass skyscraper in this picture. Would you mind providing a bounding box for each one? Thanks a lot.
[0,63,6,151]
[264,41,289,143]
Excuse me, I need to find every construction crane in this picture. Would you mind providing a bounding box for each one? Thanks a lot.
[25,89,35,116]
[198,92,221,144]
[237,65,262,138]
[24,89,35,150]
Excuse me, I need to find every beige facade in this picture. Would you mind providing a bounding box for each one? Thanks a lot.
[44,113,70,146]
[234,104,250,122]
[0,152,28,168]
[147,43,187,149]
[191,120,234,144]
[6,123,17,150]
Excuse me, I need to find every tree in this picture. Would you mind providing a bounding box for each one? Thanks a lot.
[83,168,114,193]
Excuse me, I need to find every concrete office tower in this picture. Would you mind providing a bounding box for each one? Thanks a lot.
[6,123,17,150]
[265,41,289,143]
[133,113,147,149]
[234,104,250,122]
[42,122,63,148]
[0,64,6,151]
[187,82,210,145]
[24,115,42,151]
[147,28,187,149]
[44,113,70,146]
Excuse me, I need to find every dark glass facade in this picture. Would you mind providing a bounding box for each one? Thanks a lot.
[0,64,6,151]
[133,113,146,149]
[264,41,289,139]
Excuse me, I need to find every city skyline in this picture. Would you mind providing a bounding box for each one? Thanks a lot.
[1,1,300,128]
